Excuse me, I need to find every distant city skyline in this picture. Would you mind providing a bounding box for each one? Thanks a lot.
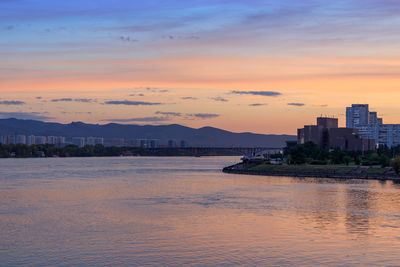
[2,1,400,134]
[0,133,174,148]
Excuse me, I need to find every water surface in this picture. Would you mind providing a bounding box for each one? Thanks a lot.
[1,157,400,266]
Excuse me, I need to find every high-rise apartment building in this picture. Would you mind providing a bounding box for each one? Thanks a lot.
[86,137,104,146]
[56,136,66,146]
[27,135,35,145]
[72,137,85,147]
[168,140,177,148]
[35,136,47,145]
[1,134,64,146]
[16,135,26,144]
[47,136,56,145]
[346,104,400,148]
[134,139,158,148]
[111,138,125,147]
[346,104,370,128]
[3,135,16,145]
[180,140,187,148]
[46,136,66,146]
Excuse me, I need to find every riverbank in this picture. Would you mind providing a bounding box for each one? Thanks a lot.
[0,144,244,158]
[223,162,400,181]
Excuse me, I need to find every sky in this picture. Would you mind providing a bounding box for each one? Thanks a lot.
[2,0,400,134]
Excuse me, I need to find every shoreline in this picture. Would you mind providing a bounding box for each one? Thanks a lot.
[223,163,400,181]
[0,155,241,160]
[0,145,245,158]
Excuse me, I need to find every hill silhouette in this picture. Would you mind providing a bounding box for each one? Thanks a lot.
[0,118,295,147]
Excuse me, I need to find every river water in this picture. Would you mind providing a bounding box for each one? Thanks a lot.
[1,157,400,266]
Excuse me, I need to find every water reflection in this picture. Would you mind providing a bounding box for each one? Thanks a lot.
[293,184,340,231]
[1,157,400,265]
[345,187,372,237]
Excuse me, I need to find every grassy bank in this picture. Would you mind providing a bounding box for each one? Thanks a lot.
[249,164,355,174]
[223,162,396,179]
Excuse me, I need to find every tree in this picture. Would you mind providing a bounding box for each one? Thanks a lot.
[330,148,346,164]
[379,155,390,168]
[391,156,400,175]
[343,155,352,166]
[289,145,307,164]
[354,156,361,165]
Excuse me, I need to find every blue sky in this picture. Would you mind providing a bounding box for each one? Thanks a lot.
[1,0,400,133]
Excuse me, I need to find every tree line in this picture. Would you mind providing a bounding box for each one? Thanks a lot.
[0,144,129,158]
[0,144,241,158]
[287,142,400,173]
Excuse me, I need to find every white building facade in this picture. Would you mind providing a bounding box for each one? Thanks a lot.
[346,104,400,148]
[16,135,26,144]
[346,104,370,128]
[86,137,104,146]
[72,137,85,147]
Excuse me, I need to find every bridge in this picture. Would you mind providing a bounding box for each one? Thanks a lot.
[144,147,284,156]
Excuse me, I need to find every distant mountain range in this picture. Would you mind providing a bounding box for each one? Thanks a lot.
[0,118,296,148]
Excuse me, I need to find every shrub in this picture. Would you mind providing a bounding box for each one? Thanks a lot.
[343,156,352,166]
[379,155,390,168]
[310,160,328,165]
[391,156,400,175]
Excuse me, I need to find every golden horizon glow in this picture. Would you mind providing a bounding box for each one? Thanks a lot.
[2,1,400,134]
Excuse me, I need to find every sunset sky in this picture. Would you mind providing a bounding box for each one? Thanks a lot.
[2,0,400,134]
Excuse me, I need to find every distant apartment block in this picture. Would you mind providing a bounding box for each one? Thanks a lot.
[16,135,26,144]
[35,136,47,145]
[46,136,65,145]
[140,139,158,148]
[72,137,85,147]
[168,140,177,148]
[0,134,109,147]
[127,139,159,148]
[27,135,35,145]
[346,104,400,147]
[2,135,15,145]
[180,140,187,148]
[346,104,370,128]
[56,136,66,145]
[86,137,104,146]
[111,138,125,147]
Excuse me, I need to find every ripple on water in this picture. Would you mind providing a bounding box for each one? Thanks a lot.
[1,157,400,266]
